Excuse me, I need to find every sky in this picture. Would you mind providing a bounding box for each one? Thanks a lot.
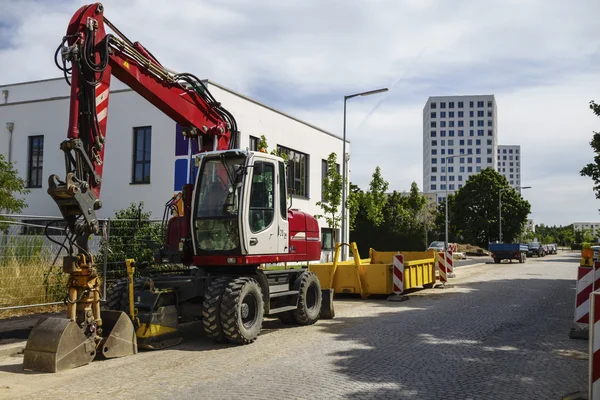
[1,0,599,227]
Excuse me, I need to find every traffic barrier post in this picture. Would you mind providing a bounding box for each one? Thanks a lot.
[388,254,409,302]
[446,250,455,278]
[570,265,594,339]
[589,290,600,399]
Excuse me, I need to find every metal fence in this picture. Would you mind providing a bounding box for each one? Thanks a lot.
[0,214,163,311]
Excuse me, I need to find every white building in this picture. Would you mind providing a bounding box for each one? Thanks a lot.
[574,222,600,237]
[0,77,348,259]
[526,218,535,233]
[497,145,521,188]
[422,95,498,203]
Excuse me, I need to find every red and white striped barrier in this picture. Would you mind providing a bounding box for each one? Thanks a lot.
[392,254,404,295]
[589,290,600,399]
[446,251,455,278]
[437,252,448,283]
[575,266,594,325]
[594,261,600,291]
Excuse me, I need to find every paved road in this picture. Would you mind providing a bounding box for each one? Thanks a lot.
[0,253,587,399]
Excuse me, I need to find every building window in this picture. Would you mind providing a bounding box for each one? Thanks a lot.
[321,228,335,250]
[431,149,437,155]
[458,184,463,189]
[488,110,493,117]
[458,101,464,108]
[441,176,446,181]
[27,135,44,188]
[449,111,455,118]
[458,121,464,127]
[440,112,446,118]
[488,120,493,127]
[487,100,493,107]
[469,101,474,107]
[503,149,507,153]
[449,121,455,127]
[431,176,437,181]
[476,139,481,145]
[449,130,455,137]
[449,175,455,181]
[469,130,474,136]
[431,131,437,137]
[458,130,464,136]
[441,102,446,108]
[448,149,454,155]
[441,140,446,146]
[460,166,465,172]
[431,121,436,128]
[477,101,484,107]
[448,140,454,146]
[467,149,473,154]
[449,102,455,108]
[476,166,481,172]
[487,148,492,154]
[470,121,474,127]
[467,139,472,145]
[278,145,309,198]
[459,140,465,145]
[516,149,519,154]
[468,167,473,172]
[476,148,481,154]
[509,149,513,154]
[460,158,465,164]
[431,112,437,118]
[449,167,454,173]
[431,102,437,109]
[431,184,437,190]
[458,111,464,117]
[477,110,484,117]
[449,184,455,190]
[132,126,151,184]
[249,135,259,151]
[488,130,493,136]
[431,167,437,172]
[516,156,519,160]
[440,121,446,128]
[477,120,484,127]
[487,157,492,163]
[467,157,472,163]
[441,131,446,137]
[432,140,437,146]
[432,158,437,164]
[469,111,474,118]
[477,129,484,136]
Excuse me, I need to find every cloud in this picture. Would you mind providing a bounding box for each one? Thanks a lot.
[1,0,599,225]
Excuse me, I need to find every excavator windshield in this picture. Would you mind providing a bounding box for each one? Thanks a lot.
[194,154,246,252]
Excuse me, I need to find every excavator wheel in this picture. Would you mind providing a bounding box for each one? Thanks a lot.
[291,271,322,325]
[102,277,152,312]
[202,277,232,343]
[220,277,264,344]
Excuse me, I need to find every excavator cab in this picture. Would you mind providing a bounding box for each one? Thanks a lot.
[191,150,290,259]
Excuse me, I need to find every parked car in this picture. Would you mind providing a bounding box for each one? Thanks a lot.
[548,244,557,254]
[526,242,545,257]
[427,241,445,252]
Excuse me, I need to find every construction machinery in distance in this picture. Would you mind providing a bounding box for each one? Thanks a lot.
[23,2,333,373]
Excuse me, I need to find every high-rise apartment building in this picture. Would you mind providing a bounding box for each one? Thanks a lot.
[422,95,498,203]
[497,145,521,188]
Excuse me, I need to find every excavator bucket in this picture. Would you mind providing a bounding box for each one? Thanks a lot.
[23,311,137,373]
[23,317,96,373]
[97,310,138,359]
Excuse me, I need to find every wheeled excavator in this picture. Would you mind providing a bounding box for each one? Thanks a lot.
[23,3,333,373]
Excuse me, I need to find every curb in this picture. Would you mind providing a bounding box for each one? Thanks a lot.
[0,341,26,359]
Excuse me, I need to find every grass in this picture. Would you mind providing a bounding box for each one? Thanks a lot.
[0,235,68,318]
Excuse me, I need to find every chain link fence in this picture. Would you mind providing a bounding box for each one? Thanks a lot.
[0,214,163,312]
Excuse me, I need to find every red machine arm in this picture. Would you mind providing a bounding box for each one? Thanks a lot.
[49,2,238,239]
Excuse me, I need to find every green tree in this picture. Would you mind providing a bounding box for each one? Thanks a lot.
[315,152,343,249]
[450,168,531,248]
[97,202,162,278]
[0,154,29,230]
[581,100,600,202]
[346,183,365,231]
[365,166,389,227]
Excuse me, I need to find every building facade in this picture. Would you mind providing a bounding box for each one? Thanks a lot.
[497,145,521,188]
[422,95,498,203]
[0,77,348,260]
[573,222,600,237]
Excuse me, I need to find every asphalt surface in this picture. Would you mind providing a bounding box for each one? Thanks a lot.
[0,252,587,399]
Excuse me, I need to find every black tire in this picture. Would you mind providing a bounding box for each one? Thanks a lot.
[292,271,322,326]
[102,277,152,312]
[220,277,264,344]
[202,277,232,343]
[494,257,501,264]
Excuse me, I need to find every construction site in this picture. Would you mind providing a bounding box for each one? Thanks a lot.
[0,2,597,400]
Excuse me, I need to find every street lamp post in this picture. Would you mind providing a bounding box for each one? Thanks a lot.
[499,185,531,242]
[341,87,388,260]
[444,154,461,252]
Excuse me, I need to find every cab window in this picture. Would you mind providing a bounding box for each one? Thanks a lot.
[249,161,275,233]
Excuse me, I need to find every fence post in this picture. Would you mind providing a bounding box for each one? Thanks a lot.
[102,219,110,300]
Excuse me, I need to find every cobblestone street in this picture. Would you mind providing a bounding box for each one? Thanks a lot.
[0,253,587,399]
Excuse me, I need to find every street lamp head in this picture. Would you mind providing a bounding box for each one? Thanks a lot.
[520,186,532,189]
[346,88,388,100]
